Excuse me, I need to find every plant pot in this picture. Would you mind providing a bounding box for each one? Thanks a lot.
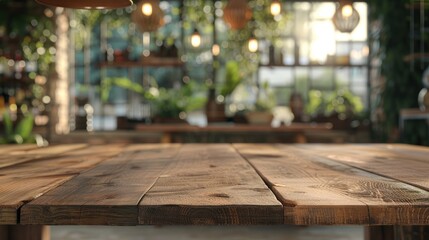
[245,111,274,125]
[152,116,188,124]
[206,100,226,123]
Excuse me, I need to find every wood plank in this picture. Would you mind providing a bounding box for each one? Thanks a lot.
[140,144,283,225]
[235,144,429,225]
[296,144,429,191]
[234,144,368,225]
[294,144,429,225]
[0,144,39,154]
[0,144,87,169]
[0,144,123,224]
[21,144,181,225]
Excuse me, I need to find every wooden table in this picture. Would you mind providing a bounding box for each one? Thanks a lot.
[135,123,333,143]
[1,143,428,240]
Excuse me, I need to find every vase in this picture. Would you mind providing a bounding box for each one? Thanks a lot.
[418,88,429,111]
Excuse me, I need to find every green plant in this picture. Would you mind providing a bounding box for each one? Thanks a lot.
[306,89,364,118]
[101,77,156,102]
[252,81,276,112]
[102,77,206,119]
[0,112,42,144]
[152,83,207,118]
[220,61,242,97]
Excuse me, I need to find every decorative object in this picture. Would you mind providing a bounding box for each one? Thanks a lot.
[419,67,429,111]
[35,0,133,9]
[289,92,304,122]
[418,88,429,111]
[332,0,360,33]
[131,0,164,33]
[223,0,252,30]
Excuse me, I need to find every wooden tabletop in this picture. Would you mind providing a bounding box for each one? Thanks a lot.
[1,143,428,226]
[134,123,333,133]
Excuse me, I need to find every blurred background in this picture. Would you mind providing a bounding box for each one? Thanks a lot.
[0,0,428,145]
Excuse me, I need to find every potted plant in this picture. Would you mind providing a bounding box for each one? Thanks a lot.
[245,82,276,125]
[151,83,207,123]
[207,61,243,122]
[306,89,364,129]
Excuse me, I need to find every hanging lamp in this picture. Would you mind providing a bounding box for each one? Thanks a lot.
[190,28,202,48]
[35,0,133,9]
[131,0,164,33]
[270,0,281,16]
[332,0,360,33]
[247,35,258,53]
[223,0,252,30]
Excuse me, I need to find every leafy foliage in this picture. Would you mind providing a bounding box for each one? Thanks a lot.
[368,0,427,144]
[0,112,41,144]
[253,81,276,112]
[220,61,242,97]
[306,90,364,118]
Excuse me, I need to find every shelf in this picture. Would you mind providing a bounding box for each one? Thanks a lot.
[0,76,33,85]
[99,58,183,68]
[259,63,368,68]
[403,53,429,62]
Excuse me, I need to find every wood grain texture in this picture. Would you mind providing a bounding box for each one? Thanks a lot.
[140,144,283,225]
[0,144,123,224]
[295,144,429,225]
[21,144,180,225]
[296,144,429,190]
[234,144,368,225]
[235,144,429,225]
[0,144,87,169]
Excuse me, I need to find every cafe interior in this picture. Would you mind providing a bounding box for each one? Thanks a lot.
[0,0,428,146]
[0,1,428,240]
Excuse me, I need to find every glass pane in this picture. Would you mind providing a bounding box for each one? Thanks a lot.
[259,67,294,87]
[310,68,335,90]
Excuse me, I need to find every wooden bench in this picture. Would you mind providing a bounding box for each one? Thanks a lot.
[0,143,428,240]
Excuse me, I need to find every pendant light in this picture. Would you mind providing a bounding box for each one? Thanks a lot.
[270,0,281,16]
[191,28,202,48]
[131,0,164,33]
[248,35,258,53]
[223,0,253,30]
[332,0,360,33]
[35,0,133,9]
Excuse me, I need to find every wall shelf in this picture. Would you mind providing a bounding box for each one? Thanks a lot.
[259,63,368,68]
[99,58,183,68]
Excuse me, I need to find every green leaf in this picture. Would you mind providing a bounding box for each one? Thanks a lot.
[15,114,34,141]
[3,111,13,138]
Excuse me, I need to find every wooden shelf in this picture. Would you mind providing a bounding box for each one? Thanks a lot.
[403,53,429,62]
[0,76,33,85]
[99,58,183,68]
[259,63,368,68]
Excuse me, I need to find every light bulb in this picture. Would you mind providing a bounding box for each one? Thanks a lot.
[270,0,281,16]
[341,4,353,18]
[191,29,201,48]
[248,37,258,53]
[212,44,220,56]
[142,2,153,16]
